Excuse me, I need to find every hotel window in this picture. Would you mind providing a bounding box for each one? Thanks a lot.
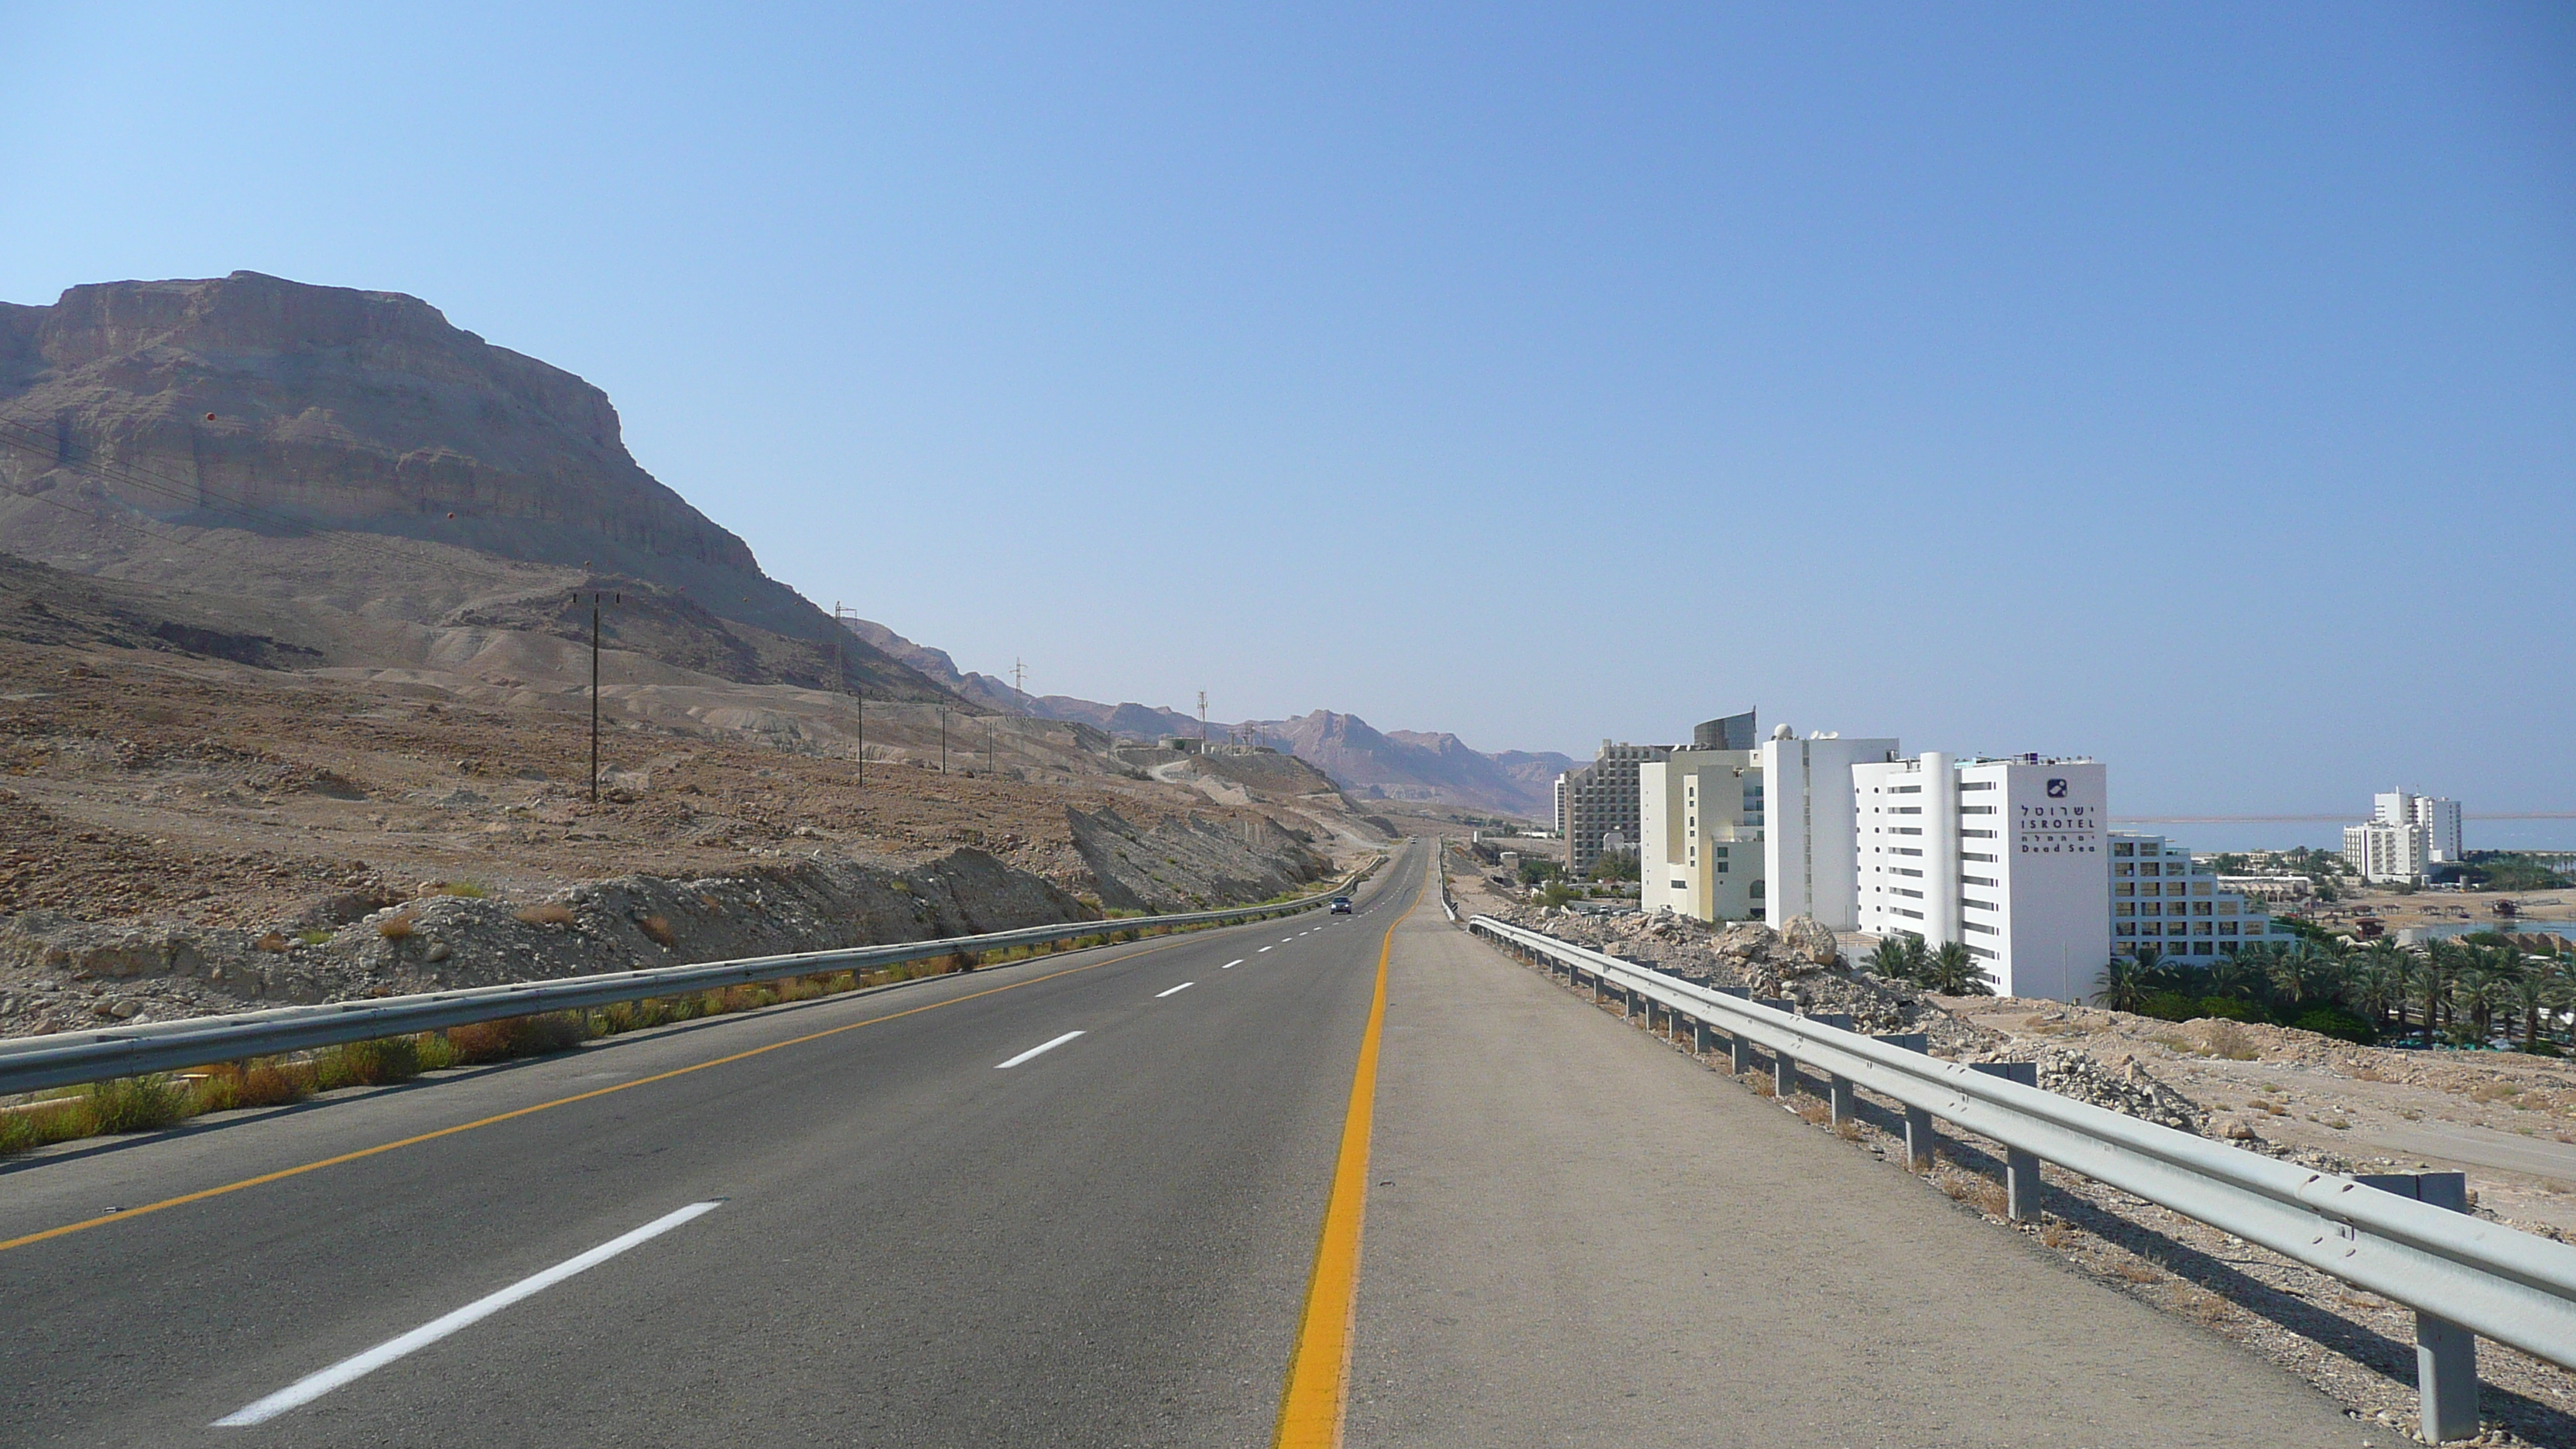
[2115,864,2135,877]
[2115,883,2134,897]
[2115,903,2134,916]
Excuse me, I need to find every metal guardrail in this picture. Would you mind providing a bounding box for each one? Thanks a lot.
[1471,914,2576,1442]
[0,868,1375,1100]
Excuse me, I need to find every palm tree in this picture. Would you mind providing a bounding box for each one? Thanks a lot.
[1865,932,1927,985]
[2343,957,2400,1035]
[2356,939,2412,1036]
[2098,953,2153,1013]
[2505,970,2556,1053]
[2208,952,2265,1002]
[2420,940,2468,1043]
[1925,940,1994,996]
[2452,968,2502,1045]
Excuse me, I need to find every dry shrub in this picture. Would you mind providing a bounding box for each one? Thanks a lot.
[1833,1119,1863,1142]
[696,892,722,913]
[2469,1081,2519,1104]
[2169,1284,2232,1324]
[515,903,576,927]
[2112,1259,2164,1285]
[443,1019,516,1063]
[2198,1021,2257,1061]
[1747,1073,1776,1098]
[1794,1099,1831,1126]
[639,914,677,947]
[87,1074,190,1132]
[376,912,416,940]
[0,1098,99,1156]
[2038,1223,2077,1250]
[238,1060,314,1107]
[314,1036,420,1089]
[2351,1065,2389,1082]
[255,931,291,954]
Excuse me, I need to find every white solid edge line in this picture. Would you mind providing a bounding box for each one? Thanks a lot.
[1221,959,1244,969]
[1258,946,1272,953]
[995,1029,1086,1069]
[213,1201,723,1427]
[1155,981,1194,998]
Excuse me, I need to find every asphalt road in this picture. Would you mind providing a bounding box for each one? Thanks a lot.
[1,842,2402,1447]
[0,846,1424,1447]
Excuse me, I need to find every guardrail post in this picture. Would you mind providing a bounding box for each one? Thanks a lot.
[1753,999,1797,1096]
[1623,987,1642,1021]
[2358,1172,2480,1443]
[1875,1033,1934,1168]
[1690,1018,1712,1055]
[1809,1013,1855,1126]
[1592,972,1608,1004]
[1968,1061,2043,1221]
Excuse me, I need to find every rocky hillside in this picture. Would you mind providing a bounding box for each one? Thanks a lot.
[0,272,961,704]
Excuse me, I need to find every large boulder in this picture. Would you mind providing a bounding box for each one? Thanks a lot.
[1780,915,1841,968]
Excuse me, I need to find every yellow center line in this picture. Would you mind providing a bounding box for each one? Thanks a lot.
[0,932,1212,1255]
[1273,851,1427,1448]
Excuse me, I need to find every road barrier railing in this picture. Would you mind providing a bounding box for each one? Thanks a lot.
[1470,913,2576,1444]
[0,868,1375,1101]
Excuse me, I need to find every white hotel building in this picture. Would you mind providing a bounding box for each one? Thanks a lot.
[1854,752,2110,1002]
[1760,729,1902,932]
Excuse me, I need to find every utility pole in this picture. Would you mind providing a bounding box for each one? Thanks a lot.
[1012,658,1027,699]
[834,601,864,780]
[986,718,995,776]
[582,590,622,804]
[1198,690,1208,745]
[940,707,948,775]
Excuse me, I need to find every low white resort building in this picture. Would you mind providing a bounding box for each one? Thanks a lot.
[2113,834,2300,961]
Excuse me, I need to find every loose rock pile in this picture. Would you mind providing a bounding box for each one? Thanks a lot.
[1968,1044,2208,1135]
[1493,906,2002,1056]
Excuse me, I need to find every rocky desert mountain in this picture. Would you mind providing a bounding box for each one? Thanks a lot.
[844,617,1569,816]
[0,271,961,704]
[0,272,1411,1040]
[1245,710,1574,817]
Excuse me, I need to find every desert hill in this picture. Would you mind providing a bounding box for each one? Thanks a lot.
[0,272,961,704]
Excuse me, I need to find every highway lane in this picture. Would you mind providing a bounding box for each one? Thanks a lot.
[0,845,1421,1446]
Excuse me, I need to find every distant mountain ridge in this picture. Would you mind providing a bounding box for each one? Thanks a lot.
[844,618,1571,817]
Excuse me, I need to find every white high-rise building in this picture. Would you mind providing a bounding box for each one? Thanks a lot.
[2345,821,2430,883]
[1854,753,2110,1002]
[1639,746,1764,921]
[2371,790,2463,865]
[1760,728,1901,932]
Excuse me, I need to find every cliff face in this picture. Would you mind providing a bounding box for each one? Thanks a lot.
[0,272,969,702]
[0,272,759,576]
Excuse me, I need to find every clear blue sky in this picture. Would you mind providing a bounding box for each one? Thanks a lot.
[4,4,2571,827]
